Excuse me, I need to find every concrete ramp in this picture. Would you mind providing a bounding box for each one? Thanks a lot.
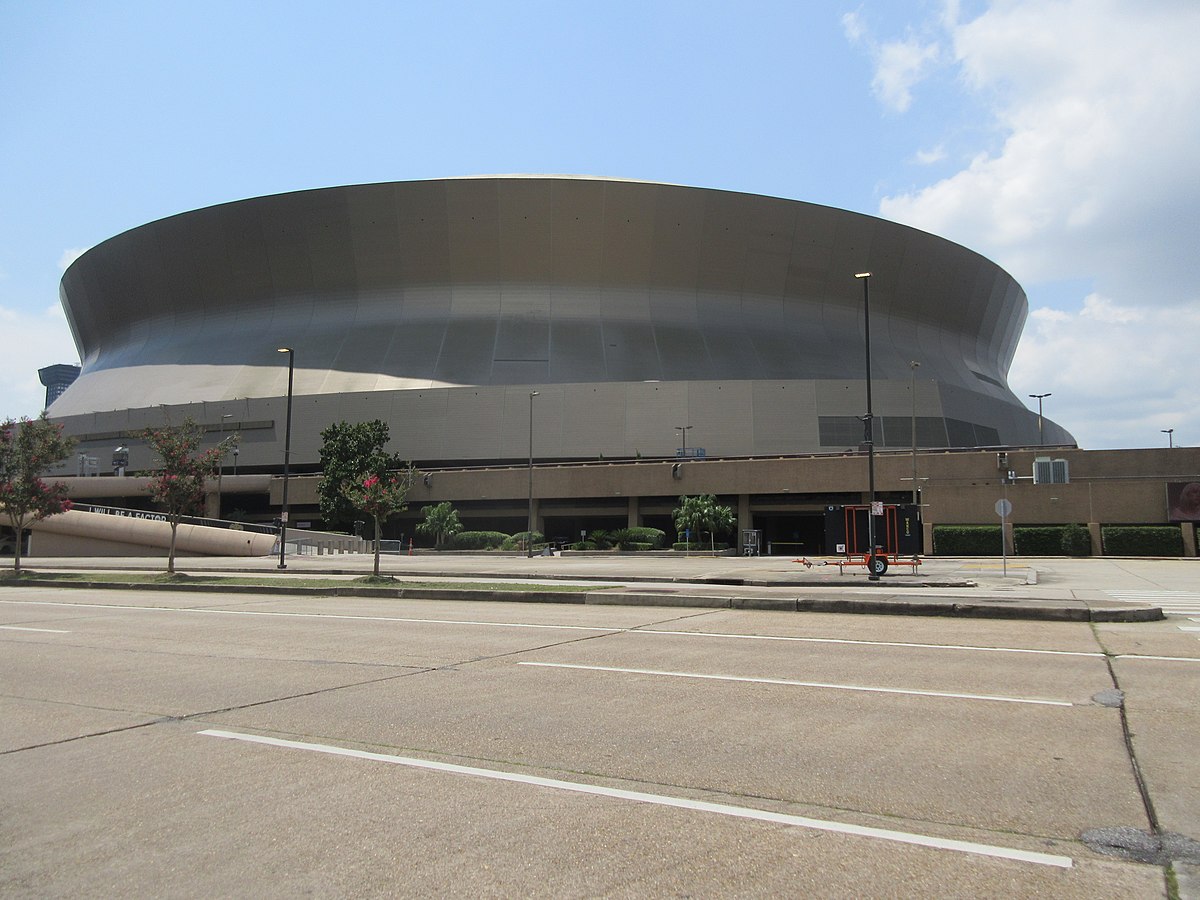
[26,509,275,558]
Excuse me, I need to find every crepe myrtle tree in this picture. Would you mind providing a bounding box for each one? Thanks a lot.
[342,465,418,576]
[140,418,236,575]
[672,494,736,549]
[416,501,463,549]
[318,420,403,530]
[1,414,77,576]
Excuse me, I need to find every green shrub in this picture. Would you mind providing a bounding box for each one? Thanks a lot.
[608,527,666,550]
[501,530,545,551]
[448,530,509,551]
[932,525,1002,555]
[1101,526,1184,557]
[672,541,730,552]
[1061,523,1092,556]
[1013,526,1068,555]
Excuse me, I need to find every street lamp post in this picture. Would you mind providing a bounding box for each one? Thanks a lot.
[217,412,232,518]
[527,391,539,557]
[909,361,920,508]
[1029,393,1052,446]
[1162,428,1175,448]
[276,348,295,570]
[675,424,693,457]
[855,272,880,580]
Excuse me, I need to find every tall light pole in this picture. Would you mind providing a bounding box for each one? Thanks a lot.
[527,391,539,557]
[1162,428,1175,448]
[909,360,920,508]
[276,347,294,570]
[675,424,693,457]
[855,272,880,580]
[1029,392,1051,446]
[217,412,232,518]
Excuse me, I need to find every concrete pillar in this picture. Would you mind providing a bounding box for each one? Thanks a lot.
[1002,520,1015,557]
[923,520,935,556]
[1088,522,1103,557]
[1182,523,1197,558]
[204,488,219,519]
[737,494,751,553]
[627,496,640,528]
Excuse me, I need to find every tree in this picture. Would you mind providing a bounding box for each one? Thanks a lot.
[342,465,418,576]
[416,501,463,549]
[1,415,76,575]
[673,494,736,548]
[318,420,401,530]
[140,418,233,575]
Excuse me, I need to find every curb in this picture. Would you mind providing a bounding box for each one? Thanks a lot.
[1,578,1161,622]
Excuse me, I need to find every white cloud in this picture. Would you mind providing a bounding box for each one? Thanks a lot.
[58,247,88,271]
[1010,295,1198,449]
[0,304,79,422]
[867,1,1200,448]
[872,36,940,113]
[913,144,947,165]
[843,12,941,114]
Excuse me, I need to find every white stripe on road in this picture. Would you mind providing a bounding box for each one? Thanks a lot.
[199,728,1072,869]
[518,662,1074,706]
[0,599,1103,659]
[0,624,71,633]
[634,629,1104,658]
[1115,654,1200,662]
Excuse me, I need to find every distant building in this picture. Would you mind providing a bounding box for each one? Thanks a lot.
[38,363,80,410]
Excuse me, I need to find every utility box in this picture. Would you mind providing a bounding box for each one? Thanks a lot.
[1033,457,1070,484]
[741,529,762,556]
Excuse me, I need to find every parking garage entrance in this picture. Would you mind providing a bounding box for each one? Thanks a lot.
[753,513,827,556]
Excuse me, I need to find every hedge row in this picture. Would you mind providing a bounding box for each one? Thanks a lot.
[1101,526,1184,556]
[933,523,1187,556]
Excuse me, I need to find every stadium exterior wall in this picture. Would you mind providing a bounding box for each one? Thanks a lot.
[50,176,1072,470]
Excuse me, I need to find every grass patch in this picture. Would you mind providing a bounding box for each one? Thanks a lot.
[1,570,600,593]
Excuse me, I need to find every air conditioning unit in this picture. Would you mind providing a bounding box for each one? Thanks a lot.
[1033,456,1069,484]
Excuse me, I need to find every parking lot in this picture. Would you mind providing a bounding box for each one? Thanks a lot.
[2,572,1198,897]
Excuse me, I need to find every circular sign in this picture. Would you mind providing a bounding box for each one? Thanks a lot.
[995,498,1013,517]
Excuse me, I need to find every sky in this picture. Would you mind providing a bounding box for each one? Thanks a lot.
[1,0,1196,449]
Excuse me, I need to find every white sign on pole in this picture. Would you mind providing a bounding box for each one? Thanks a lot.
[994,498,1012,518]
[870,501,884,516]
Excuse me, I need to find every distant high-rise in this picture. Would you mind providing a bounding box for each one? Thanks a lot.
[38,363,80,410]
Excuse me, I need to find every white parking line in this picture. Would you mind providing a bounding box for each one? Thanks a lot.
[0,624,71,633]
[0,599,1101,659]
[519,662,1074,706]
[634,629,1104,658]
[199,728,1072,869]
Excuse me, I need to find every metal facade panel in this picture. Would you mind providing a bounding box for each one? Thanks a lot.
[54,176,1066,461]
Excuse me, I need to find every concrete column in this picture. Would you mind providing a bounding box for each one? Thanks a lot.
[923,520,935,556]
[1002,520,1015,557]
[1182,523,1197,558]
[1088,522,1103,557]
[204,488,219,519]
[737,494,751,553]
[627,496,640,528]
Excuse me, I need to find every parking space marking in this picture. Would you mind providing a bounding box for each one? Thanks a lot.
[199,728,1073,869]
[519,662,1074,706]
[0,625,71,633]
[633,629,1104,658]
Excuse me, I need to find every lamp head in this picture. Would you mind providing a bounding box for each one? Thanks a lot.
[276,346,293,354]
[854,272,871,279]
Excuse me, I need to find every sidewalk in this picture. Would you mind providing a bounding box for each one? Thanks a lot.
[8,553,1188,622]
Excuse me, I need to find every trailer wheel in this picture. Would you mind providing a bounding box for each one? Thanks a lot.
[867,554,888,576]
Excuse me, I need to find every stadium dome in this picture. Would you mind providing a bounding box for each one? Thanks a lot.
[52,176,1073,468]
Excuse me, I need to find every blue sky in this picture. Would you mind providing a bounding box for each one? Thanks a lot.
[2,0,1196,449]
